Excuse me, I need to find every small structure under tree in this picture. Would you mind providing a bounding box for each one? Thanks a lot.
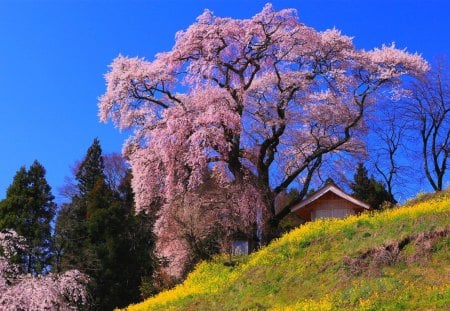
[230,227,259,256]
[291,181,371,221]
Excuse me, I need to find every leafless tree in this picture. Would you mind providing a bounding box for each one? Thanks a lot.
[58,161,81,199]
[369,110,409,202]
[59,153,129,199]
[103,153,129,193]
[407,58,450,191]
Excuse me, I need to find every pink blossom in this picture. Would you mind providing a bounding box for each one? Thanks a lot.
[0,230,89,310]
[99,5,428,278]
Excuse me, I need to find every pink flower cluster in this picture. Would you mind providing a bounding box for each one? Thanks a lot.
[0,230,89,310]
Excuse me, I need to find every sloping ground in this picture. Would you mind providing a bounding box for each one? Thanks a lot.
[124,191,450,310]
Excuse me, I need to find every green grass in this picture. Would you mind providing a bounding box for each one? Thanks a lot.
[123,190,450,310]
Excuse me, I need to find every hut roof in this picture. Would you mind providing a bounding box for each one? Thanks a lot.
[291,182,371,213]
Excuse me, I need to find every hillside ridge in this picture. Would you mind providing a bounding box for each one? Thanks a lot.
[123,191,450,310]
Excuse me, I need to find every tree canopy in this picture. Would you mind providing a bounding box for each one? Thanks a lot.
[54,139,156,310]
[351,162,396,210]
[0,160,57,274]
[99,4,428,277]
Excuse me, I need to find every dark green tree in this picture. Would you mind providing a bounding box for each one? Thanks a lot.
[54,138,107,272]
[351,162,396,210]
[53,200,86,273]
[76,138,105,196]
[351,163,371,200]
[85,174,156,309]
[0,160,57,274]
[54,140,156,310]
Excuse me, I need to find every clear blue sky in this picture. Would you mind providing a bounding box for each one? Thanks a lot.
[1,0,449,202]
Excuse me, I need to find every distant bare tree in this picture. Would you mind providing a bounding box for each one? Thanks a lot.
[369,110,408,201]
[408,58,450,191]
[59,162,81,200]
[59,153,128,199]
[103,153,129,193]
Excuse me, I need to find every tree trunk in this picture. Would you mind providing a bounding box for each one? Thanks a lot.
[260,198,281,245]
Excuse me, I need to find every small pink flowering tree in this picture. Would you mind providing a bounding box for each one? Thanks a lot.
[0,229,89,310]
[99,4,428,277]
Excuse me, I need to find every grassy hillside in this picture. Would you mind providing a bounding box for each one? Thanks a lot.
[124,191,450,310]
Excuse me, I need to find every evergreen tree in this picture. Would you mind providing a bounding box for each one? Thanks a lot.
[86,174,156,309]
[54,138,107,273]
[351,162,396,210]
[53,200,86,273]
[351,163,371,201]
[0,160,57,274]
[76,138,105,197]
[54,140,155,310]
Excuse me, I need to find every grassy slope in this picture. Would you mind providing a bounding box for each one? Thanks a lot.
[124,191,450,310]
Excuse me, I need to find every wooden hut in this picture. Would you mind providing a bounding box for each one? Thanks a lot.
[291,181,371,222]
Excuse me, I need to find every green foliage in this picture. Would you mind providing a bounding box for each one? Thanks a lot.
[53,139,156,310]
[0,160,57,274]
[124,189,450,310]
[432,237,450,252]
[351,162,396,210]
[362,232,372,238]
[53,199,87,271]
[342,226,356,240]
[76,138,105,197]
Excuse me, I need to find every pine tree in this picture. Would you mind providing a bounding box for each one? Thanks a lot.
[351,162,396,210]
[53,200,86,273]
[86,173,156,309]
[76,138,105,197]
[0,160,57,274]
[54,140,155,310]
[351,163,372,201]
[54,138,107,272]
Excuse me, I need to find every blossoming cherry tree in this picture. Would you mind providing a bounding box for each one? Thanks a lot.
[99,4,428,277]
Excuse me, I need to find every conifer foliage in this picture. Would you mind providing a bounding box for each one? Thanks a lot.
[351,162,396,210]
[54,139,156,310]
[0,160,57,274]
[0,162,89,309]
[76,138,106,197]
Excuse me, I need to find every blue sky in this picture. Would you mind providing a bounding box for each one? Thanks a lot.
[0,0,449,202]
